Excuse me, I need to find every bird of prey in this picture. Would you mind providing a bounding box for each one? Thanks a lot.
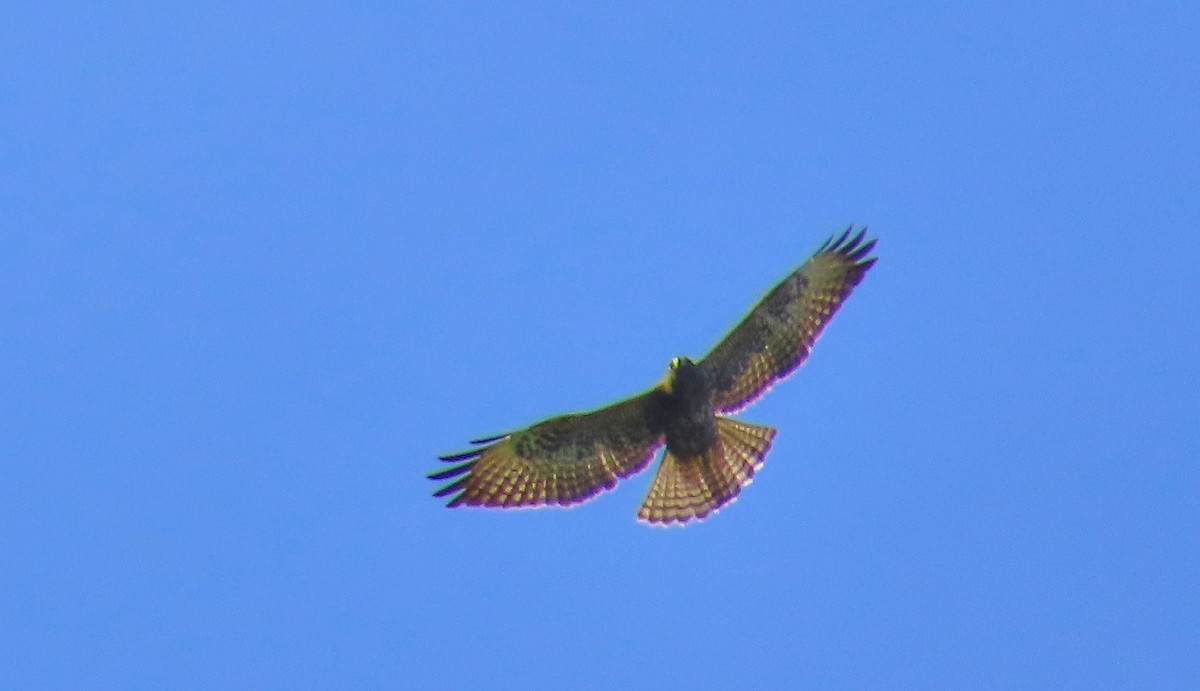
[429,228,877,525]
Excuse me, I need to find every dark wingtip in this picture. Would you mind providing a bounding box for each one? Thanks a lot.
[852,226,869,249]
[818,225,871,255]
[438,448,484,463]
[440,430,509,461]
[432,432,506,505]
[827,227,852,252]
[822,225,878,268]
[469,433,509,445]
[848,237,878,262]
[427,459,477,481]
[433,476,471,499]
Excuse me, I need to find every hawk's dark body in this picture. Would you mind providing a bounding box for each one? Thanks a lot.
[657,361,717,459]
[429,228,877,525]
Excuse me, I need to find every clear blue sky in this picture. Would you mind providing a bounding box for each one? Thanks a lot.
[3,2,1198,688]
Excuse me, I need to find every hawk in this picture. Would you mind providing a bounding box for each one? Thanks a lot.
[429,228,877,525]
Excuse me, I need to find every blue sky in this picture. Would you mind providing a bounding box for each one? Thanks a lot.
[3,2,1198,688]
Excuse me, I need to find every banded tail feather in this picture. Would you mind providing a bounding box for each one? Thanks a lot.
[637,417,776,525]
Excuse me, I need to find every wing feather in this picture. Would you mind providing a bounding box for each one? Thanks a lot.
[699,227,877,413]
[429,391,665,509]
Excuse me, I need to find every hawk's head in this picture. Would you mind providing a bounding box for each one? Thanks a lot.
[660,356,706,397]
[668,356,695,371]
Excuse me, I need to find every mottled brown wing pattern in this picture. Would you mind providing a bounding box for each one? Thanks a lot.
[699,227,877,413]
[428,392,665,509]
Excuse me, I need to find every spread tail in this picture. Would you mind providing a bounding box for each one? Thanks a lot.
[637,417,776,525]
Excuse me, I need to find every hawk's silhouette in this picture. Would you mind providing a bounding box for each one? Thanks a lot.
[429,228,877,525]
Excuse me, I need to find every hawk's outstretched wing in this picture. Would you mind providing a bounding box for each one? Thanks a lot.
[429,392,665,509]
[699,227,877,413]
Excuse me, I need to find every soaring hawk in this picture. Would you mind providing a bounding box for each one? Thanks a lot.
[429,228,877,525]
